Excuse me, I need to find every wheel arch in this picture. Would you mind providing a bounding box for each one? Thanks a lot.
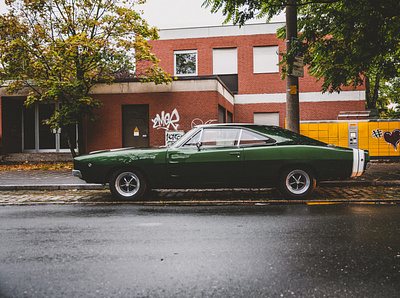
[106,166,151,187]
[278,163,320,183]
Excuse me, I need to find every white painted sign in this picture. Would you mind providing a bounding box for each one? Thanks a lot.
[166,130,185,147]
[134,127,140,137]
[291,56,304,77]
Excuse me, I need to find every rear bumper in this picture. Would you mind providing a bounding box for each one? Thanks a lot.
[351,149,369,178]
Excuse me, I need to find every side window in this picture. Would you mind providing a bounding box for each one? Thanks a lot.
[202,128,240,147]
[174,50,197,76]
[182,130,201,147]
[239,130,275,146]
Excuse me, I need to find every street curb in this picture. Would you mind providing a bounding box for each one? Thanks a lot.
[2,199,400,207]
[0,184,106,191]
[1,180,400,191]
[320,180,400,187]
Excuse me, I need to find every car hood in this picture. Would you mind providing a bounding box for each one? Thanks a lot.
[75,147,167,161]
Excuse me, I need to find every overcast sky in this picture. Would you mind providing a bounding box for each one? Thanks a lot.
[0,0,284,28]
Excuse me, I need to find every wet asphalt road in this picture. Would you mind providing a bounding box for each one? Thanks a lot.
[0,204,399,297]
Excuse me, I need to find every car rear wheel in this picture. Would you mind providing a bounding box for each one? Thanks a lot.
[109,169,148,200]
[279,168,316,199]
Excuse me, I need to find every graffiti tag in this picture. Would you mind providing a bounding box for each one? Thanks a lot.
[383,129,400,151]
[191,118,217,128]
[372,128,400,151]
[152,109,180,130]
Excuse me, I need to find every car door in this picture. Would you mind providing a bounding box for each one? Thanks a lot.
[167,128,244,188]
[239,129,281,186]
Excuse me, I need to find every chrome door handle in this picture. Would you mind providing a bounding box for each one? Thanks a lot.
[230,152,241,158]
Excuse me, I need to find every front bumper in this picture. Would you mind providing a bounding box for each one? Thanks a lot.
[72,170,82,179]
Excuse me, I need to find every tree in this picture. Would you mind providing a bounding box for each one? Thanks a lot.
[0,0,171,156]
[297,0,400,110]
[379,77,400,119]
[203,0,400,110]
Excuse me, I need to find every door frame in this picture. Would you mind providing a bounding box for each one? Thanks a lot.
[122,104,150,148]
[22,102,78,153]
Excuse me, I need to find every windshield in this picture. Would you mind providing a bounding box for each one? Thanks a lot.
[170,127,199,148]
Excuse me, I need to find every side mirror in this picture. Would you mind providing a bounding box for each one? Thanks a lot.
[196,141,202,151]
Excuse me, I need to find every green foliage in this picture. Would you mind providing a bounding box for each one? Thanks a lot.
[204,0,400,110]
[298,0,400,95]
[203,0,287,25]
[379,77,400,118]
[0,0,171,155]
[380,78,400,107]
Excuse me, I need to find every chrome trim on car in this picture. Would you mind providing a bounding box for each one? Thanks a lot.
[72,170,82,179]
[351,149,366,178]
[357,149,365,177]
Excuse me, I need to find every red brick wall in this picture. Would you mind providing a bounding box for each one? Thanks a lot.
[149,34,364,95]
[235,102,286,127]
[235,100,366,128]
[85,90,234,152]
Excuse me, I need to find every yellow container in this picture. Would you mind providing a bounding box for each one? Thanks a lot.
[299,119,400,158]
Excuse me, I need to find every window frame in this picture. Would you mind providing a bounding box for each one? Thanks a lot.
[212,47,238,75]
[179,127,276,149]
[237,129,276,147]
[253,46,280,74]
[174,49,198,76]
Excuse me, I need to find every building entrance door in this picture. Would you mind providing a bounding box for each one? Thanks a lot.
[23,103,77,152]
[122,105,149,148]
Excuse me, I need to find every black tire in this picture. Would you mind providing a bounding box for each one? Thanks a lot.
[279,168,316,199]
[109,169,148,201]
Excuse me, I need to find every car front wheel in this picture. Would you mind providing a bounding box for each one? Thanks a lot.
[109,169,148,200]
[279,168,316,199]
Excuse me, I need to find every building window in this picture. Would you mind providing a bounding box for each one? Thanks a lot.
[213,48,237,75]
[174,50,197,76]
[253,46,279,74]
[218,105,226,123]
[254,112,280,126]
[213,48,238,93]
[227,111,233,123]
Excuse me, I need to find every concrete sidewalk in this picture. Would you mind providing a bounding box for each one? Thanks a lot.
[0,168,103,190]
[0,162,400,191]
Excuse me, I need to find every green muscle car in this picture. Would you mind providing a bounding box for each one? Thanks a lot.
[73,124,370,200]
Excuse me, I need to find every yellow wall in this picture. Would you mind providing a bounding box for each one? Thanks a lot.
[300,121,400,158]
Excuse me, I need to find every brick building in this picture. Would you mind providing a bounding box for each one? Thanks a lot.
[0,22,365,154]
[150,23,365,128]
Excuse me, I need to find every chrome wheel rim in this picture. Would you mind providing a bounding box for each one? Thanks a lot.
[115,172,140,197]
[285,169,310,195]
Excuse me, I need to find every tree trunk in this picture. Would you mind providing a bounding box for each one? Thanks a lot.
[372,74,380,109]
[78,117,85,156]
[286,3,300,133]
[365,75,372,109]
[64,124,77,158]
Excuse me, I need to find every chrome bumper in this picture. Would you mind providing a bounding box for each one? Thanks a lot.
[72,170,82,179]
[351,149,366,178]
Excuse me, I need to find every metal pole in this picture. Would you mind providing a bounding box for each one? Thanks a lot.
[286,4,300,133]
